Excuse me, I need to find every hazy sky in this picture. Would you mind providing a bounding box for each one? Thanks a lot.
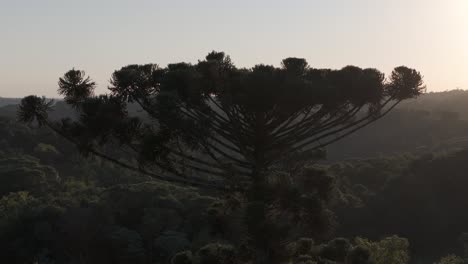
[1,0,467,97]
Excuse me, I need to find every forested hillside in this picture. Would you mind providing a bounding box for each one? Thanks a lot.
[4,90,468,160]
[328,90,468,159]
[0,97,20,107]
[1,89,468,263]
[4,0,468,261]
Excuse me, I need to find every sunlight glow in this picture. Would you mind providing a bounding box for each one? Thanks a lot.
[1,0,468,95]
[459,1,468,43]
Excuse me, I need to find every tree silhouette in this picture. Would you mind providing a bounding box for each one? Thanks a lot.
[18,52,424,190]
[18,51,424,262]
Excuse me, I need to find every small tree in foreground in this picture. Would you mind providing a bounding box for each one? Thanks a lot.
[18,52,424,262]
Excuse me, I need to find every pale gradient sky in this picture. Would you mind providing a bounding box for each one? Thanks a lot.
[1,0,467,97]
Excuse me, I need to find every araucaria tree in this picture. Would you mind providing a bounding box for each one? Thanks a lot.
[18,51,424,262]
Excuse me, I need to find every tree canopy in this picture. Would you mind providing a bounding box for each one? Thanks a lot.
[18,51,424,191]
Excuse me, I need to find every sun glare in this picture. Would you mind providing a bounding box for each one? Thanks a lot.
[456,0,468,42]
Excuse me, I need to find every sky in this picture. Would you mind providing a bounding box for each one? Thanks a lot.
[1,0,467,97]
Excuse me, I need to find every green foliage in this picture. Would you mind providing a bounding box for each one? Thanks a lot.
[17,96,53,126]
[0,192,64,263]
[17,52,424,263]
[170,243,238,264]
[33,143,60,163]
[284,237,375,264]
[34,143,59,155]
[58,69,96,106]
[172,251,194,264]
[434,255,467,264]
[320,238,352,262]
[19,52,424,192]
[0,154,59,196]
[296,238,315,255]
[295,254,317,264]
[346,246,373,264]
[196,243,237,264]
[154,231,191,261]
[11,88,468,263]
[354,236,410,264]
[102,225,146,264]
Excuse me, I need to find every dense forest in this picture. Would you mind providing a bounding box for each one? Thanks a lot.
[1,55,468,264]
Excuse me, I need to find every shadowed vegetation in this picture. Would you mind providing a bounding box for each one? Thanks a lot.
[4,52,468,263]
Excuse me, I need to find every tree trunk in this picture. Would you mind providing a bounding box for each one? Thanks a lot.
[246,165,280,264]
[245,113,281,264]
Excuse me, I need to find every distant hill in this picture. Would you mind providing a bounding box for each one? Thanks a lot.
[329,90,468,160]
[0,97,20,107]
[0,100,74,120]
[2,90,468,160]
[398,89,468,119]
